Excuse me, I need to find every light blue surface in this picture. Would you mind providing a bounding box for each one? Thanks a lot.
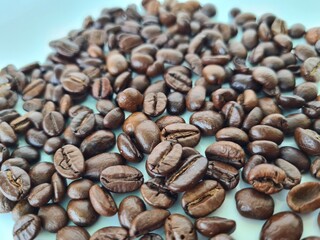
[0,0,319,239]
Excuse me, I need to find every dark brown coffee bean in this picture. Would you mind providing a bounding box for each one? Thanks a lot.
[211,88,237,111]
[26,111,43,130]
[113,71,132,93]
[67,199,99,227]
[235,188,274,220]
[143,92,167,117]
[118,195,146,229]
[117,133,143,163]
[42,111,65,137]
[0,109,19,124]
[165,213,197,240]
[166,154,208,192]
[247,140,280,160]
[28,183,53,207]
[310,157,320,179]
[249,125,284,144]
[146,141,182,177]
[196,217,236,237]
[91,77,113,100]
[11,146,39,164]
[117,88,144,112]
[294,127,320,156]
[0,121,17,146]
[294,82,318,101]
[100,165,143,193]
[295,44,317,61]
[277,69,295,91]
[25,128,48,148]
[221,101,244,128]
[51,172,66,203]
[202,65,226,85]
[242,29,258,50]
[205,141,245,169]
[90,227,128,240]
[252,66,278,89]
[182,180,225,218]
[29,162,55,186]
[63,126,81,146]
[277,95,306,109]
[248,163,286,194]
[156,48,183,65]
[230,74,261,93]
[95,99,115,116]
[89,184,117,216]
[70,111,95,137]
[144,80,168,96]
[274,158,301,189]
[260,211,302,240]
[84,153,124,180]
[13,214,41,240]
[80,130,115,157]
[122,112,149,136]
[129,209,170,238]
[11,199,37,221]
[186,86,206,111]
[242,107,264,132]
[57,226,90,240]
[38,204,68,233]
[61,72,89,94]
[59,94,72,116]
[49,38,79,57]
[288,23,305,38]
[164,70,192,93]
[259,98,281,116]
[131,53,154,74]
[54,145,85,179]
[235,12,256,25]
[260,113,288,131]
[189,110,224,136]
[141,177,177,209]
[237,89,258,112]
[1,157,30,172]
[185,53,203,75]
[303,101,320,119]
[134,120,160,154]
[44,137,64,154]
[0,190,15,213]
[161,123,200,147]
[156,116,185,130]
[22,79,45,101]
[101,107,124,129]
[10,115,31,133]
[301,57,320,82]
[107,51,128,76]
[67,179,94,200]
[130,75,150,93]
[167,92,186,115]
[216,127,249,145]
[42,102,57,117]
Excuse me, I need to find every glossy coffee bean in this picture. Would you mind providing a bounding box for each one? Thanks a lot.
[156,116,185,130]
[0,190,15,213]
[117,133,143,163]
[134,120,160,154]
[38,204,68,233]
[167,91,186,115]
[1,157,30,172]
[252,66,278,89]
[249,125,284,144]
[56,226,90,240]
[13,214,41,240]
[67,179,94,200]
[294,127,320,156]
[242,107,264,132]
[118,196,146,229]
[25,128,48,148]
[89,184,117,216]
[294,82,318,102]
[0,121,17,146]
[190,110,224,136]
[116,88,143,112]
[247,140,280,160]
[28,183,53,207]
[182,180,225,218]
[29,162,55,186]
[51,172,66,203]
[196,217,236,237]
[164,70,192,93]
[186,86,206,111]
[100,165,144,193]
[11,146,39,164]
[103,107,125,129]
[90,227,128,240]
[11,199,37,222]
[215,127,249,145]
[143,92,167,117]
[260,212,303,240]
[91,77,113,99]
[165,214,197,240]
[235,188,274,219]
[279,146,310,172]
[122,112,149,136]
[274,158,301,189]
[67,199,99,227]
[70,111,95,137]
[221,101,245,128]
[42,111,65,137]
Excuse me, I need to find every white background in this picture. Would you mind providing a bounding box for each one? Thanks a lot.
[0,0,319,239]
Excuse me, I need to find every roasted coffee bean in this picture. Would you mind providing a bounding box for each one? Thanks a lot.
[235,188,274,219]
[22,79,46,100]
[70,111,95,137]
[10,115,31,133]
[205,160,239,190]
[0,143,9,165]
[44,137,64,154]
[89,184,117,216]
[182,180,225,218]
[310,157,320,179]
[0,166,30,201]
[161,123,200,147]
[129,209,170,238]
[247,140,280,160]
[91,77,113,99]
[164,70,192,93]
[26,111,43,130]
[276,95,305,109]
[186,53,203,76]
[134,120,160,154]
[287,182,320,213]
[61,72,89,94]
[118,195,146,229]
[63,126,81,146]
[190,110,224,136]
[131,53,154,74]
[156,48,183,65]
[186,86,206,111]
[1,157,30,172]
[294,82,318,102]
[49,38,79,57]
[84,153,124,180]
[166,154,208,192]
[215,127,249,145]
[252,66,278,89]
[261,113,288,131]
[294,127,320,156]
[25,128,48,148]
[196,217,236,238]
[117,88,144,112]
[80,130,115,157]
[117,133,143,163]
[249,125,284,144]
[95,99,115,116]
[90,227,128,240]
[13,214,41,240]
[202,65,226,85]
[11,146,39,164]
[274,158,301,189]
[130,75,150,93]
[0,109,20,123]
[205,141,245,169]
[100,165,143,193]
[144,80,168,96]
[277,69,295,91]
[102,107,124,129]
[248,163,286,194]
[143,92,167,117]
[242,107,264,132]
[56,226,90,240]
[29,162,55,186]
[156,116,185,130]
[146,141,182,177]
[0,190,15,213]
[303,101,320,119]
[165,213,197,240]
[288,23,305,38]
[67,199,99,227]
[221,101,244,127]
[122,112,149,136]
[67,179,94,200]
[260,211,303,240]
[113,71,132,93]
[300,57,320,82]
[54,145,85,179]
[38,204,68,233]
[237,89,258,112]
[235,12,256,25]
[211,89,237,111]
[258,97,281,116]
[0,121,17,146]
[12,199,37,221]
[295,44,317,61]
[51,172,66,203]
[167,92,186,115]
[106,51,128,76]
[28,183,53,207]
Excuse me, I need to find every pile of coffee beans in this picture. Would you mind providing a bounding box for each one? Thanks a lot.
[0,0,320,239]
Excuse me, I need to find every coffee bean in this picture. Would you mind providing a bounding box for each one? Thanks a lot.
[95,99,114,116]
[164,70,192,93]
[260,211,303,240]
[130,75,150,93]
[248,163,286,194]
[247,140,280,160]
[294,127,320,156]
[300,57,320,82]
[221,101,245,127]
[156,116,185,130]
[205,141,245,169]
[29,162,55,186]
[28,183,53,207]
[303,101,320,119]
[103,107,125,129]
[189,110,224,136]
[25,128,48,148]
[144,80,168,96]
[51,172,66,203]
[0,121,17,146]
[67,199,99,227]
[0,190,15,213]
[143,92,167,117]
[235,188,274,219]
[44,137,64,154]
[295,44,317,61]
[61,72,89,94]
[140,177,177,209]
[215,127,249,145]
[182,180,225,218]
[13,214,41,240]
[49,38,79,57]
[89,184,117,216]
[196,217,236,238]
[294,82,318,102]
[106,51,128,76]
[80,130,115,157]
[118,196,146,229]
[134,120,160,154]
[113,71,132,93]
[38,204,68,233]
[70,111,95,137]
[100,165,143,193]
[202,65,226,85]
[129,209,170,238]
[310,157,320,179]
[274,158,301,189]
[1,157,30,172]
[90,227,128,240]
[54,145,85,179]
[288,23,305,38]
[165,213,197,239]
[242,107,264,132]
[161,123,200,147]
[67,179,94,200]
[10,115,31,133]
[11,146,39,164]
[56,226,90,240]
[22,79,46,101]
[23,98,44,112]
[156,48,183,65]
[276,95,306,109]
[122,112,149,136]
[0,143,9,165]
[252,66,278,89]
[11,199,37,221]
[166,154,208,192]
[91,77,113,99]
[131,53,154,74]
[260,113,288,131]
[249,125,284,144]
[117,133,143,163]
[117,88,144,112]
